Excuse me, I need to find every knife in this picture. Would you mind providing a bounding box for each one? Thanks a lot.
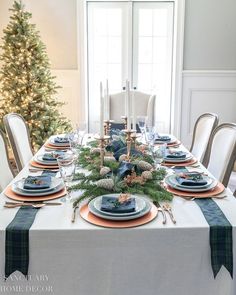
[5,201,62,206]
[153,201,167,224]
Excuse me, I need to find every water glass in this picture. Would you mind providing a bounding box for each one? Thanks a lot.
[137,116,147,142]
[145,125,155,146]
[57,153,76,201]
[152,143,167,170]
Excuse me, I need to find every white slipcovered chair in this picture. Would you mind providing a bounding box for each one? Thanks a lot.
[4,113,33,171]
[109,91,156,127]
[204,123,236,187]
[190,113,218,165]
[0,130,15,191]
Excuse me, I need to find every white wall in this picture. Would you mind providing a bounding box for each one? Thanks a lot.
[181,0,236,146]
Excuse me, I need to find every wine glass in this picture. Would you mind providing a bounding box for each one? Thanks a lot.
[145,125,155,147]
[76,122,87,146]
[137,116,147,142]
[151,143,167,170]
[57,152,76,201]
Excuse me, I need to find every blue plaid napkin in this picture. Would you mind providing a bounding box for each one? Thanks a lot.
[195,198,233,278]
[5,207,40,279]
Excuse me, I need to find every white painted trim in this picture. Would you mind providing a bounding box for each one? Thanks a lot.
[183,70,236,77]
[76,0,88,129]
[171,0,185,138]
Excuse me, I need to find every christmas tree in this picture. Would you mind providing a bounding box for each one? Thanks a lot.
[0,0,72,149]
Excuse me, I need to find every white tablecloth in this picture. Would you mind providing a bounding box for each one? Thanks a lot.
[0,143,236,295]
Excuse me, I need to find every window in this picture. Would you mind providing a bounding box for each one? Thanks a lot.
[87,1,176,133]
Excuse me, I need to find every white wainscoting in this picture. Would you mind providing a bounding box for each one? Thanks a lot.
[51,70,81,127]
[180,70,236,148]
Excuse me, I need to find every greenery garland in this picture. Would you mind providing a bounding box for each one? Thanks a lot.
[71,136,173,207]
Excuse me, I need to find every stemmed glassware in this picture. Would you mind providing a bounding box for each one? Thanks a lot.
[137,116,147,143]
[151,143,167,170]
[57,152,76,201]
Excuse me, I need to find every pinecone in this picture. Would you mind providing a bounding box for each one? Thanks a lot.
[96,179,114,190]
[142,171,153,180]
[104,156,116,162]
[91,147,100,154]
[119,154,127,162]
[137,160,153,171]
[100,166,111,177]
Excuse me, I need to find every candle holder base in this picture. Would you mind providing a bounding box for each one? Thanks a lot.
[94,135,110,167]
[123,129,136,162]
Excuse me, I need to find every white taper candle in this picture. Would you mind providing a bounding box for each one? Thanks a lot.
[100,82,104,137]
[126,80,131,130]
[132,89,136,130]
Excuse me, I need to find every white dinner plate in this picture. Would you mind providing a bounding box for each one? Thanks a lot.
[34,155,58,166]
[88,197,152,221]
[164,154,192,163]
[49,136,70,147]
[93,194,147,217]
[155,134,176,144]
[165,174,217,192]
[12,178,64,196]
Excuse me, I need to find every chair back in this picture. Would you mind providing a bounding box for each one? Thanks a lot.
[109,91,156,126]
[190,113,218,164]
[0,130,14,191]
[205,123,236,187]
[4,113,33,171]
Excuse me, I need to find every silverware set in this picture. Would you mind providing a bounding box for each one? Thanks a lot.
[153,201,176,224]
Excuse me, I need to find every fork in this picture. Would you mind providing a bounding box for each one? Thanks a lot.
[162,203,176,224]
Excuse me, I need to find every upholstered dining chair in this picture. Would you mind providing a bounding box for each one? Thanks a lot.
[4,113,34,171]
[109,91,156,127]
[204,123,236,187]
[0,129,15,191]
[190,113,218,165]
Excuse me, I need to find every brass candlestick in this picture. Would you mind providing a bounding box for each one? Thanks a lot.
[104,120,114,137]
[123,129,136,162]
[94,135,110,167]
[131,131,138,149]
[121,116,127,130]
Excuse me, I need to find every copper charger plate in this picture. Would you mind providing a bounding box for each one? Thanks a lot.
[30,160,59,170]
[4,186,66,202]
[167,140,181,147]
[162,157,197,167]
[80,204,158,228]
[44,142,70,150]
[166,182,225,198]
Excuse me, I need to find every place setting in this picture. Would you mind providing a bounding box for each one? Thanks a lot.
[164,171,225,198]
[4,174,66,202]
[79,193,158,228]
[44,134,71,150]
[162,148,197,167]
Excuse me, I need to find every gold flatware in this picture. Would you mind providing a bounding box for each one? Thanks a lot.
[29,168,59,172]
[71,206,79,223]
[4,203,46,209]
[5,201,62,206]
[153,201,167,224]
[162,203,176,224]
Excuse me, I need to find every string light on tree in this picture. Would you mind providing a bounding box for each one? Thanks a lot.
[0,0,72,149]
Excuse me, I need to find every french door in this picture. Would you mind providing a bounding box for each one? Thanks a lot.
[87,1,174,133]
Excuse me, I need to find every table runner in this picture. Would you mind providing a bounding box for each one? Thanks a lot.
[195,198,233,278]
[5,207,40,279]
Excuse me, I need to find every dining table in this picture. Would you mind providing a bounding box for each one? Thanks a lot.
[0,135,236,295]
